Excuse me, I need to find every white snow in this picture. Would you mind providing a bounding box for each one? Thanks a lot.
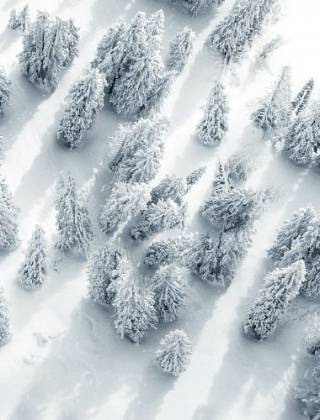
[0,0,320,419]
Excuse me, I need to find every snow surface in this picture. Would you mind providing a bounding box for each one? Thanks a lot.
[0,0,320,419]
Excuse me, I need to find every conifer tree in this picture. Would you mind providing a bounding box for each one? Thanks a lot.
[62,19,80,68]
[129,199,186,242]
[55,173,94,257]
[155,329,192,376]
[201,187,264,231]
[0,177,19,250]
[99,182,150,234]
[208,0,279,63]
[8,9,20,30]
[151,265,186,323]
[88,244,128,306]
[256,36,282,62]
[243,260,305,340]
[283,110,318,166]
[268,207,316,263]
[167,27,195,73]
[251,66,291,133]
[151,175,188,206]
[19,12,79,91]
[292,79,314,116]
[57,68,106,148]
[18,226,47,290]
[8,5,29,32]
[183,0,219,15]
[113,280,158,343]
[296,364,320,420]
[0,287,10,345]
[197,81,229,147]
[186,166,206,190]
[110,117,168,184]
[0,69,11,116]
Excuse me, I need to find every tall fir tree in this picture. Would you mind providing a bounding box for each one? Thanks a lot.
[55,173,94,257]
[167,27,195,73]
[113,279,158,343]
[99,182,150,234]
[0,177,19,250]
[19,12,79,91]
[151,265,186,323]
[57,68,106,148]
[292,79,314,116]
[251,66,291,133]
[155,329,192,376]
[0,69,11,115]
[110,117,168,184]
[18,226,47,290]
[0,287,10,345]
[197,81,229,147]
[207,0,279,63]
[243,260,305,340]
[88,243,129,306]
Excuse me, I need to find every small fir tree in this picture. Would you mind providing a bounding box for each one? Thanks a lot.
[55,173,94,257]
[0,69,11,115]
[88,244,128,306]
[151,175,188,205]
[99,182,150,234]
[243,260,305,340]
[8,5,29,32]
[0,287,10,345]
[197,81,229,147]
[18,226,47,290]
[183,0,219,16]
[155,329,192,376]
[57,68,106,148]
[292,79,314,115]
[113,279,158,343]
[0,177,19,250]
[186,166,206,190]
[8,9,20,30]
[151,265,186,323]
[296,364,320,420]
[129,199,186,242]
[251,66,291,133]
[167,27,195,73]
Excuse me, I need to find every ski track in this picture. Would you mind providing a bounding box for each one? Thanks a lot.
[1,0,320,419]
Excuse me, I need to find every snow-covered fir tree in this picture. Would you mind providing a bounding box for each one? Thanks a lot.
[0,177,19,250]
[144,233,200,269]
[256,36,282,62]
[167,27,195,73]
[251,66,291,133]
[113,279,158,343]
[292,79,314,116]
[99,182,150,234]
[8,5,29,32]
[283,108,319,166]
[19,12,80,91]
[296,364,320,420]
[93,11,172,117]
[151,265,186,323]
[197,81,229,147]
[88,243,129,306]
[186,166,206,190]
[110,117,168,184]
[17,226,47,290]
[243,260,305,340]
[151,175,188,206]
[55,173,94,257]
[268,207,316,263]
[182,0,220,16]
[57,68,106,148]
[0,69,11,115]
[188,227,253,289]
[155,329,192,376]
[207,0,279,63]
[62,19,80,68]
[201,186,265,231]
[129,199,186,242]
[0,287,10,345]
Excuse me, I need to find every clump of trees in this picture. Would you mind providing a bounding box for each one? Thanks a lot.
[18,226,47,290]
[19,11,79,91]
[197,81,229,147]
[55,173,94,258]
[92,11,174,117]
[155,329,192,376]
[243,260,305,340]
[207,0,279,63]
[167,27,195,73]
[57,68,106,149]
